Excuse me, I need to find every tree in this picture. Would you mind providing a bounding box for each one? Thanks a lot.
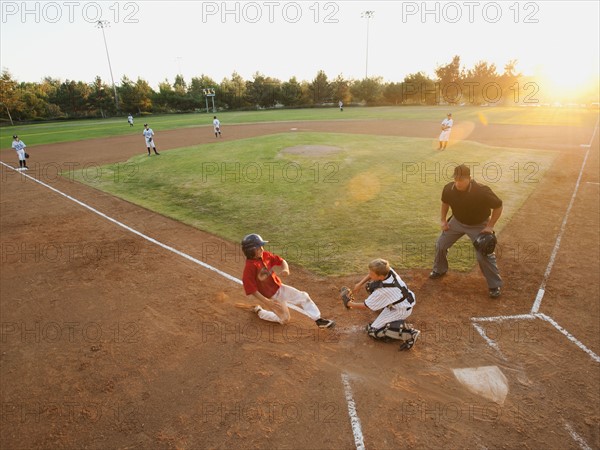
[0,70,24,124]
[401,72,437,105]
[383,82,403,105]
[245,72,281,108]
[435,55,462,104]
[88,76,115,117]
[309,70,332,104]
[330,74,351,104]
[350,77,384,104]
[218,72,247,109]
[280,77,303,107]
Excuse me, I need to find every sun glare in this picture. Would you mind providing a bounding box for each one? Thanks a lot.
[536,64,600,100]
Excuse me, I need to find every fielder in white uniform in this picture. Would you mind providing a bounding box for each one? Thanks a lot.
[127,114,134,127]
[438,113,453,150]
[344,258,420,350]
[143,124,160,156]
[213,116,222,138]
[11,135,28,171]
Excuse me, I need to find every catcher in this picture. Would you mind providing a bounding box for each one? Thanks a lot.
[340,258,420,350]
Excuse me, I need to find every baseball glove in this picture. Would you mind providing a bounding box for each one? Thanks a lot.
[340,286,354,309]
[25,153,30,159]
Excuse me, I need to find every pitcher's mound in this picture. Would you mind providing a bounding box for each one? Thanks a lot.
[453,366,509,405]
[281,145,342,156]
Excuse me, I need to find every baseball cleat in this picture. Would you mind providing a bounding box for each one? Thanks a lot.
[489,287,501,298]
[428,271,446,279]
[315,318,335,329]
[399,329,420,350]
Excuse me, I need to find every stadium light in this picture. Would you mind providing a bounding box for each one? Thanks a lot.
[96,20,119,112]
[361,11,375,79]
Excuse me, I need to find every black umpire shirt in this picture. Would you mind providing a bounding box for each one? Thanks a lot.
[441,180,503,225]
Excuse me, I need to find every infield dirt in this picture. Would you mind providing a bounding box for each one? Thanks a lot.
[1,119,598,449]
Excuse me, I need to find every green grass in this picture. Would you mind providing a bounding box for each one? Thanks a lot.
[2,106,596,149]
[73,132,557,276]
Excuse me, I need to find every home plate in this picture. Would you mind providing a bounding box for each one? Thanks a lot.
[453,366,508,405]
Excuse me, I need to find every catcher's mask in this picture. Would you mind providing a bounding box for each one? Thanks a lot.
[473,232,497,255]
[241,233,268,258]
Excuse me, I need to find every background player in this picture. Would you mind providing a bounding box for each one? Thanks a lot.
[438,113,453,150]
[11,135,28,171]
[213,116,222,138]
[143,124,160,156]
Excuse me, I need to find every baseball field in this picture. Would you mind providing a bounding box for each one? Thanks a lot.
[1,106,598,449]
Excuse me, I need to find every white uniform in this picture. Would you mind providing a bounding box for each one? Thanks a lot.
[127,114,134,126]
[12,139,26,161]
[213,117,221,137]
[143,127,156,148]
[365,269,415,329]
[439,117,453,142]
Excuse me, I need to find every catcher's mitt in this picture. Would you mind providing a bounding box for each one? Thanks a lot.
[340,286,354,309]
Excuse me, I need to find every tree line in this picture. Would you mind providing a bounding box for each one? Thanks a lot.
[1,56,529,122]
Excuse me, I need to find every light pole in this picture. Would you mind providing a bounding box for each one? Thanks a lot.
[96,20,119,112]
[361,11,375,79]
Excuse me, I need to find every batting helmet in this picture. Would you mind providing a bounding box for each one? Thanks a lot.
[473,232,497,255]
[241,233,268,258]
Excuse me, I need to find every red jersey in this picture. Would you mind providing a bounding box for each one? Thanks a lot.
[242,251,283,298]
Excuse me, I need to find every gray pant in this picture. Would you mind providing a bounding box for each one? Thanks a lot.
[432,217,503,289]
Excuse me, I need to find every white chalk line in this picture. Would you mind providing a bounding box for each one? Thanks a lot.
[531,146,591,314]
[472,323,506,360]
[0,161,312,321]
[564,422,593,450]
[341,373,366,450]
[473,119,600,364]
[536,313,600,363]
[471,313,599,364]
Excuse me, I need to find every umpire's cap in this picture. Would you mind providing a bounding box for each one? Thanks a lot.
[241,234,268,258]
[453,164,470,179]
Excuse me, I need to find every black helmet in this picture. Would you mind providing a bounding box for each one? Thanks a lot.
[473,232,497,255]
[13,135,18,139]
[241,234,268,258]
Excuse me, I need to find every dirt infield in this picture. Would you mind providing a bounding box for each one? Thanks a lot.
[1,119,598,449]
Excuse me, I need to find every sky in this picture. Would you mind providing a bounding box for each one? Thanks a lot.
[1,1,599,98]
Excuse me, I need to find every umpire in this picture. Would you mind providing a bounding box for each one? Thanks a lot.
[429,164,503,298]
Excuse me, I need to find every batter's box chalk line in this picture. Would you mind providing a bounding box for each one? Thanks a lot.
[471,314,600,364]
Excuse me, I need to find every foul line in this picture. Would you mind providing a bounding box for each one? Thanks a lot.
[564,422,593,450]
[531,146,591,314]
[3,162,369,448]
[341,373,366,450]
[0,161,313,319]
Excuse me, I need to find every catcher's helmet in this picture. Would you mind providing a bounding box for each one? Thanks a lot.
[473,232,497,255]
[241,233,268,258]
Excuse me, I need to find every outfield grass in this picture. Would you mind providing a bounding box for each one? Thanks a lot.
[74,132,557,276]
[2,106,596,150]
